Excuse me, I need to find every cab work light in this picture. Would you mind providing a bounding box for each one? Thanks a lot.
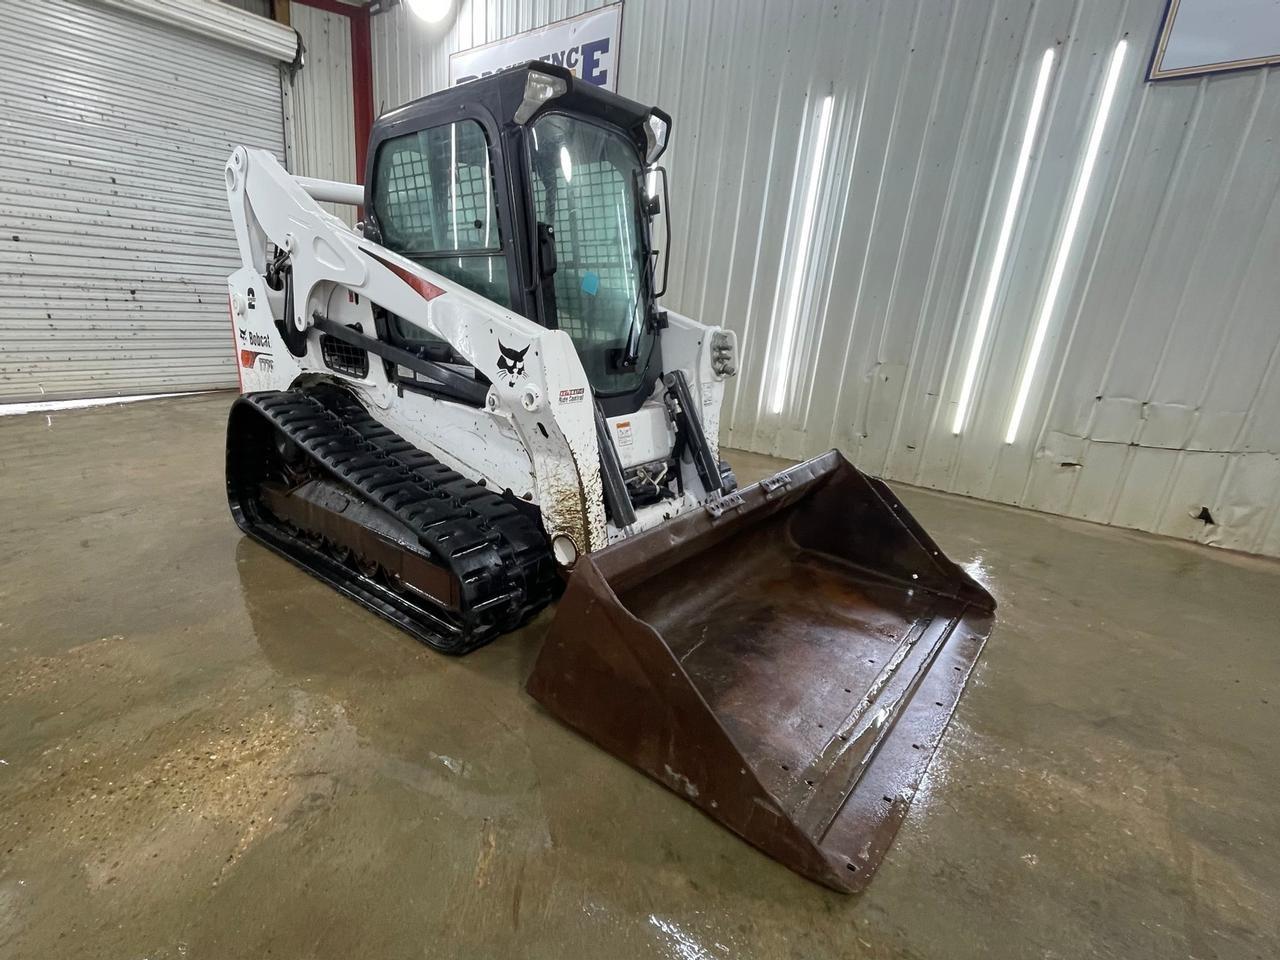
[514,68,568,124]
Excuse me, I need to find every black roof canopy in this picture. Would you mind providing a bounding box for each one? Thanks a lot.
[371,61,669,165]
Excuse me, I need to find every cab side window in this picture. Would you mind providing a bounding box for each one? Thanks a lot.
[373,120,511,344]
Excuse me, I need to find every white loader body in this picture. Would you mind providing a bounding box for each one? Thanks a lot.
[224,145,736,558]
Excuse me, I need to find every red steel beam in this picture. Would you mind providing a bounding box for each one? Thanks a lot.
[290,0,375,185]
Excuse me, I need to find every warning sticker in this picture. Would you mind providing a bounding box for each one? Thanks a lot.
[614,420,634,446]
[558,387,585,404]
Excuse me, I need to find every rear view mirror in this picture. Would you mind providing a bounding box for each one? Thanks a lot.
[641,166,670,299]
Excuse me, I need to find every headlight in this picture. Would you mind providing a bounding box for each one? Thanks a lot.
[514,68,568,124]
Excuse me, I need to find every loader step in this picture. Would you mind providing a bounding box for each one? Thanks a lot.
[226,386,559,653]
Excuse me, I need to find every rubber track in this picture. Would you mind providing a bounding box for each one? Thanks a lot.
[226,387,559,653]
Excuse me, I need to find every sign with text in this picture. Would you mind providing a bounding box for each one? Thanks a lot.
[449,4,622,91]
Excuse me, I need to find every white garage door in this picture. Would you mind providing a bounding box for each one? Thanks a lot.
[0,0,290,402]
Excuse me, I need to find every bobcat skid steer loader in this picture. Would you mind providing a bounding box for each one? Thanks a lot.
[222,62,995,892]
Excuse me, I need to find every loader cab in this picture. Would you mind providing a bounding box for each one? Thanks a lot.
[364,63,671,416]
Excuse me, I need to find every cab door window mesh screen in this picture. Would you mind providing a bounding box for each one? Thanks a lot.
[528,114,650,395]
[533,161,631,344]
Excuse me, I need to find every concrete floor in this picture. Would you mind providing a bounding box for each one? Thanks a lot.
[0,392,1277,959]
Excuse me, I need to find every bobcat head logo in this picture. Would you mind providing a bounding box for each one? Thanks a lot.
[496,340,529,387]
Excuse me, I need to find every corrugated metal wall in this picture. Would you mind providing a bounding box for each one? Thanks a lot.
[285,2,359,225]
[369,0,1280,558]
[0,0,286,401]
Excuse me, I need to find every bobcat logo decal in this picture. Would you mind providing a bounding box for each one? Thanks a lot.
[496,340,529,387]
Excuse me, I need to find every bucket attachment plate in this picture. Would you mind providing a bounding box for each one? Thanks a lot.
[527,451,995,892]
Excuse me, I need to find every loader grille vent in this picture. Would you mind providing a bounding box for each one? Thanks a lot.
[321,334,369,379]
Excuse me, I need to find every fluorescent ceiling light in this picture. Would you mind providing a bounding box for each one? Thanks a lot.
[405,0,453,24]
[1005,40,1128,445]
[768,93,835,415]
[951,47,1055,435]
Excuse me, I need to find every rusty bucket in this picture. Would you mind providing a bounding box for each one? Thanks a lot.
[526,451,995,892]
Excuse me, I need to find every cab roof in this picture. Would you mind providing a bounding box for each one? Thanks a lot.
[372,61,669,165]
